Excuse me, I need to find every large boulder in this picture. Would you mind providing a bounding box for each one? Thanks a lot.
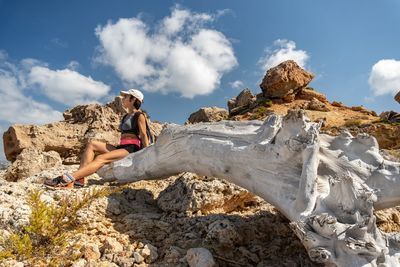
[187,107,228,124]
[260,60,314,98]
[4,148,62,181]
[395,91,400,104]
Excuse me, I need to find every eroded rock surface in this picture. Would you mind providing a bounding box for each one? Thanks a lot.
[260,60,314,98]
[187,107,228,124]
[0,169,318,267]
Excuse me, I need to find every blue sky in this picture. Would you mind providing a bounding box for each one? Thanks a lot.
[1,0,400,160]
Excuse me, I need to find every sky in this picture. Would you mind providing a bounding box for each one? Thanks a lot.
[0,0,400,160]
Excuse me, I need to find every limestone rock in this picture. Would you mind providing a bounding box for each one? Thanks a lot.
[4,148,62,181]
[187,107,228,124]
[260,60,314,98]
[227,89,256,113]
[206,219,241,247]
[157,173,256,214]
[186,248,216,267]
[296,87,328,103]
[395,91,400,104]
[380,111,400,123]
[101,237,124,254]
[81,244,101,261]
[306,98,329,112]
[140,244,158,263]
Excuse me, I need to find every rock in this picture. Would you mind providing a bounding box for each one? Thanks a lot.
[4,148,62,181]
[133,251,145,263]
[380,111,400,123]
[101,237,124,254]
[186,248,216,267]
[187,107,228,124]
[81,244,101,261]
[306,98,330,112]
[164,246,184,264]
[351,105,366,112]
[331,101,344,107]
[140,244,158,263]
[260,60,314,98]
[228,89,256,111]
[296,87,328,103]
[206,219,241,247]
[282,94,295,103]
[395,91,400,104]
[71,258,87,267]
[157,173,255,214]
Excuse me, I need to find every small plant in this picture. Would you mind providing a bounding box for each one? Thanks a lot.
[263,99,273,107]
[0,187,116,265]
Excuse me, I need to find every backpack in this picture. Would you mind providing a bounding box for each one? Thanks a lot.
[129,111,155,148]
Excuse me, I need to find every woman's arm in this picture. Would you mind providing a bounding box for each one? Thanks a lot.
[137,114,149,148]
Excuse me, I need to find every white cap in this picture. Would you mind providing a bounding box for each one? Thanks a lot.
[120,89,144,102]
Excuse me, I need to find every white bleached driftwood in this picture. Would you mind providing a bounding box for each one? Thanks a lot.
[98,110,400,266]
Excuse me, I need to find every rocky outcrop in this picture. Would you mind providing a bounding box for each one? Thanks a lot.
[227,89,256,113]
[4,148,62,181]
[306,98,329,112]
[187,107,228,124]
[157,173,256,213]
[395,91,400,104]
[295,87,328,103]
[260,60,314,99]
[380,110,400,123]
[2,97,163,180]
[0,168,315,267]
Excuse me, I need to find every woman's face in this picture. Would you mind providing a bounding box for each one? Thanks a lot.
[121,94,133,108]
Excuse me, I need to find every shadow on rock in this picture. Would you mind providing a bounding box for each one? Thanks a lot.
[104,173,322,267]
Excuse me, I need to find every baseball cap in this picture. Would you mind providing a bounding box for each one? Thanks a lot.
[120,89,144,102]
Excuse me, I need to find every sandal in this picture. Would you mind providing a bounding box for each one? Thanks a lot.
[74,178,85,188]
[44,173,75,189]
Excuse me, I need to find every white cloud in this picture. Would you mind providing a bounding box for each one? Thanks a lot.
[29,66,110,105]
[0,64,62,125]
[368,59,400,96]
[94,7,237,98]
[258,39,309,70]
[66,60,80,70]
[230,80,244,89]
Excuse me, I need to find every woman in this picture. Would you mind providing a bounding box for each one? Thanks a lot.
[44,88,149,189]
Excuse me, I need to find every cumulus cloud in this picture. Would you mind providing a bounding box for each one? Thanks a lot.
[94,7,237,98]
[0,59,63,125]
[29,66,110,105]
[230,80,244,89]
[368,59,400,96]
[258,39,309,70]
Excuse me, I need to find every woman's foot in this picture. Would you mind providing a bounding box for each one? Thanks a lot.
[44,173,75,189]
[74,178,85,188]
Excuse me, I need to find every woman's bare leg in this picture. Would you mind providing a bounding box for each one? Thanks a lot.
[71,149,129,180]
[80,140,116,169]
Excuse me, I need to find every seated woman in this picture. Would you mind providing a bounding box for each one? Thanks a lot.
[44,89,149,189]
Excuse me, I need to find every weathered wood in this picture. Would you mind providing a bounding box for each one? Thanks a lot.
[98,110,400,266]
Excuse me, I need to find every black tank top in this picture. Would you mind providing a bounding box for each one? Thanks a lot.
[120,112,143,135]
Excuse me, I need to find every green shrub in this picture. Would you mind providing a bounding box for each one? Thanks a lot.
[0,187,117,266]
[263,99,273,107]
